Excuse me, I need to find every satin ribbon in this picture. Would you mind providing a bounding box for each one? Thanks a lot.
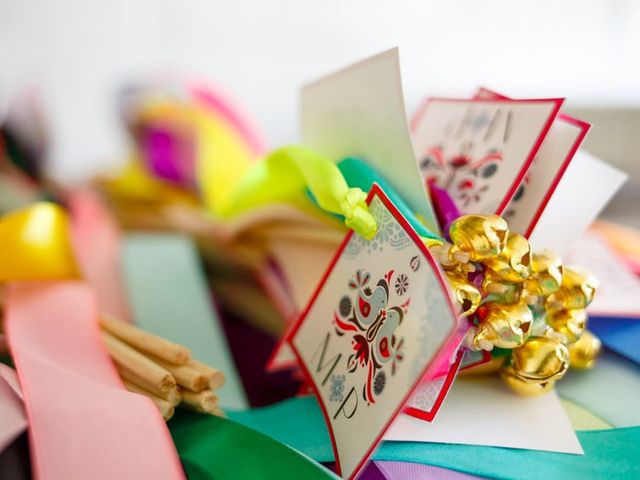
[0,203,79,281]
[5,282,185,480]
[67,190,131,321]
[190,395,639,479]
[0,364,27,454]
[375,462,484,480]
[190,82,267,158]
[336,157,440,244]
[557,350,640,428]
[221,146,378,240]
[122,233,248,409]
[170,410,337,480]
[136,101,255,215]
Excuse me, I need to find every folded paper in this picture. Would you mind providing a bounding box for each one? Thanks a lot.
[288,185,461,479]
[301,48,438,233]
[412,97,563,216]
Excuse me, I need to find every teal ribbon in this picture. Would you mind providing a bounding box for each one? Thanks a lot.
[169,397,640,480]
[170,396,640,480]
[337,157,439,241]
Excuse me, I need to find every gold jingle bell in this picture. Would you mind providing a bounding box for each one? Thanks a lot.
[524,250,563,297]
[501,336,570,395]
[483,232,531,283]
[569,330,602,369]
[449,214,509,262]
[546,266,598,312]
[546,308,587,344]
[445,271,482,317]
[473,300,533,350]
[482,270,524,304]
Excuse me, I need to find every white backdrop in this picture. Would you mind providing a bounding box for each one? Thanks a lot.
[1,0,639,182]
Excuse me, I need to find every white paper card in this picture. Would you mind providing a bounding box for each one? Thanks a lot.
[564,231,640,318]
[528,150,627,256]
[301,48,438,233]
[385,376,583,455]
[474,88,589,236]
[412,98,562,215]
[289,185,460,479]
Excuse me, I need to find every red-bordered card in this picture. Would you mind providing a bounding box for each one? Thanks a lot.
[473,88,590,238]
[287,184,463,479]
[411,96,563,217]
[404,347,490,421]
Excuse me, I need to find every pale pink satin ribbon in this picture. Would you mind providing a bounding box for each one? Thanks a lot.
[0,364,28,453]
[5,281,185,479]
[68,190,131,322]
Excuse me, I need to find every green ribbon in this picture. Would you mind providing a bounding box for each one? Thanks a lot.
[169,411,337,480]
[336,157,439,242]
[169,395,639,480]
[221,146,377,240]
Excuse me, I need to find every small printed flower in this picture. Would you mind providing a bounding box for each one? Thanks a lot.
[349,269,371,290]
[339,295,352,317]
[395,274,409,296]
[373,371,386,396]
[329,374,346,403]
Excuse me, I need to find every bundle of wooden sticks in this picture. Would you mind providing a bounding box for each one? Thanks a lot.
[100,315,225,421]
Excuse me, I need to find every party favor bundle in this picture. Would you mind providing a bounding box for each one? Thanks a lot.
[0,48,636,480]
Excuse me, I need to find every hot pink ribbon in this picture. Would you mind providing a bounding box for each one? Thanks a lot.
[5,281,185,479]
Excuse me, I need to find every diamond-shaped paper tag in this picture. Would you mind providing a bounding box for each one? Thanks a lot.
[288,184,462,479]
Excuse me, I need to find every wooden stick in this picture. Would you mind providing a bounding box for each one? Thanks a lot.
[123,380,175,420]
[188,359,225,390]
[100,315,190,365]
[102,331,176,392]
[151,356,209,392]
[211,406,225,418]
[181,390,219,414]
[118,367,182,405]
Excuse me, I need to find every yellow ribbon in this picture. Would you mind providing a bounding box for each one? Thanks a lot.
[0,202,79,281]
[221,146,378,240]
[134,101,254,215]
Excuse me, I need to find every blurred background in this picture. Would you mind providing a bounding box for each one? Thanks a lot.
[1,0,638,222]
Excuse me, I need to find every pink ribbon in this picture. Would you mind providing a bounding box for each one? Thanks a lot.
[0,364,28,453]
[5,281,185,479]
[68,190,131,322]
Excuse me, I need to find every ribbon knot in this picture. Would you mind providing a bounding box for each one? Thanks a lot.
[340,188,377,240]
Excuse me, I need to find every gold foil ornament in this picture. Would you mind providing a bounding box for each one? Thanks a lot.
[546,308,587,344]
[473,301,533,350]
[501,336,570,395]
[546,266,598,312]
[449,214,509,262]
[569,330,602,369]
[483,232,531,283]
[445,271,482,317]
[524,250,563,297]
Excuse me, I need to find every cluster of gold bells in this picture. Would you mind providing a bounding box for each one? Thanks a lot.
[431,214,602,395]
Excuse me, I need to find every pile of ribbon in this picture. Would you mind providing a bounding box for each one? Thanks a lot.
[0,79,639,480]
